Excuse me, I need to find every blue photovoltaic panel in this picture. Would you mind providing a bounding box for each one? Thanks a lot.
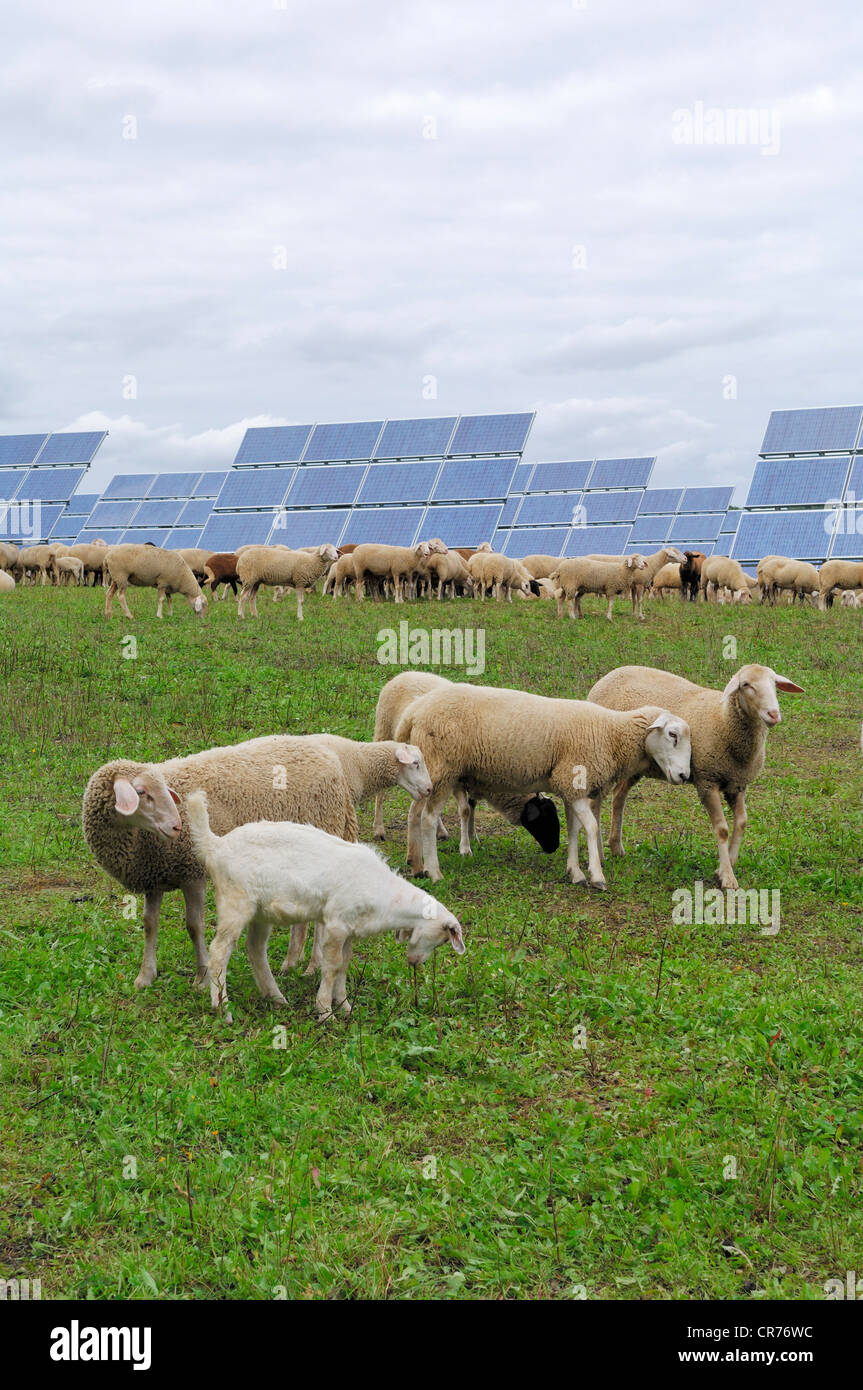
[31,505,66,540]
[357,461,440,506]
[746,458,849,508]
[760,406,863,455]
[448,413,533,456]
[133,500,186,527]
[268,510,349,548]
[845,458,863,498]
[630,515,672,545]
[21,468,87,502]
[303,421,384,462]
[148,472,203,498]
[497,496,521,527]
[582,492,641,525]
[564,525,632,556]
[829,523,863,558]
[195,472,229,497]
[638,488,683,515]
[432,459,517,502]
[668,513,724,542]
[733,511,835,562]
[121,529,171,547]
[374,417,456,458]
[0,469,28,498]
[721,511,741,533]
[516,493,582,527]
[667,540,715,557]
[39,431,105,464]
[78,528,124,545]
[680,487,734,513]
[341,508,424,547]
[527,461,592,493]
[66,492,100,515]
[589,458,653,490]
[504,528,567,559]
[164,530,203,550]
[0,434,48,467]
[512,462,534,492]
[49,514,82,540]
[420,505,502,547]
[199,514,275,550]
[177,499,214,528]
[287,465,364,508]
[88,501,141,528]
[103,474,156,500]
[233,425,313,465]
[712,534,735,556]
[215,468,294,510]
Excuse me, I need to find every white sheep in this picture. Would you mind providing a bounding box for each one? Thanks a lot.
[519,554,561,580]
[548,554,647,621]
[651,562,682,598]
[818,559,863,609]
[185,790,465,1022]
[588,663,804,889]
[0,541,20,572]
[627,547,687,618]
[55,555,85,586]
[423,549,474,599]
[0,569,14,592]
[701,555,753,603]
[467,550,531,602]
[351,542,432,603]
[104,545,207,619]
[237,544,338,621]
[323,553,356,597]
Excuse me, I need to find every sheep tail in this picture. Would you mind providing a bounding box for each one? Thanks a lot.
[185,790,218,869]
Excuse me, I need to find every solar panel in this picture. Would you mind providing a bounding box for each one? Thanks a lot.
[287,465,365,508]
[721,511,741,533]
[829,523,863,558]
[712,534,735,556]
[0,434,48,467]
[199,514,275,550]
[0,470,28,499]
[732,511,835,562]
[527,461,592,493]
[268,509,349,548]
[195,472,229,497]
[563,525,632,556]
[121,529,171,547]
[39,431,105,464]
[746,458,849,508]
[88,501,141,528]
[78,528,125,545]
[102,474,156,500]
[512,462,534,492]
[666,540,715,557]
[30,505,66,540]
[340,507,424,546]
[630,515,672,544]
[668,513,724,542]
[163,529,203,550]
[680,487,734,512]
[374,417,456,458]
[504,528,567,559]
[420,505,502,547]
[638,488,683,515]
[148,472,203,498]
[66,492,100,515]
[233,425,314,465]
[589,458,654,490]
[448,413,533,456]
[760,406,863,455]
[177,499,214,528]
[215,468,295,510]
[48,514,82,540]
[356,461,440,506]
[497,496,521,527]
[432,459,517,502]
[303,421,384,462]
[582,492,641,524]
[846,458,863,499]
[20,468,87,502]
[515,493,582,527]
[133,500,186,527]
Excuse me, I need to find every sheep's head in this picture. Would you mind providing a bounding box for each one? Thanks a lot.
[722,664,804,727]
[394,743,433,800]
[404,896,466,965]
[519,794,560,852]
[425,538,448,555]
[476,542,492,553]
[626,554,648,570]
[193,594,207,615]
[644,711,691,785]
[665,546,687,566]
[111,769,182,840]
[318,543,338,562]
[415,542,431,558]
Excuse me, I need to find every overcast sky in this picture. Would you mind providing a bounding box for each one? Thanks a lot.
[2,0,861,497]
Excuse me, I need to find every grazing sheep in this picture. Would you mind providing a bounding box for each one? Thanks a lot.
[626,547,687,618]
[237,543,338,620]
[323,552,356,597]
[185,791,465,1022]
[0,569,15,592]
[519,554,561,580]
[840,589,863,608]
[679,551,706,602]
[467,550,532,602]
[66,541,109,587]
[548,554,647,621]
[104,545,207,620]
[55,555,84,586]
[394,682,691,887]
[701,555,753,603]
[175,548,214,582]
[202,552,240,599]
[423,548,474,599]
[82,735,360,990]
[0,541,20,572]
[651,561,682,598]
[818,559,863,609]
[588,663,803,889]
[17,544,59,585]
[351,542,432,603]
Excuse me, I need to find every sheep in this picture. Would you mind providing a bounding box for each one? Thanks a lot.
[0,569,14,592]
[66,541,109,587]
[421,548,474,599]
[202,551,240,600]
[519,554,561,580]
[323,552,356,597]
[679,551,706,602]
[175,548,214,582]
[55,555,84,586]
[16,544,58,585]
[82,734,360,990]
[626,547,687,618]
[588,663,803,890]
[372,670,561,856]
[818,559,863,609]
[236,543,338,620]
[839,589,862,607]
[394,681,691,887]
[701,555,753,603]
[651,561,682,598]
[467,550,532,602]
[103,544,207,620]
[351,542,432,604]
[0,541,19,572]
[185,791,465,1022]
[548,554,647,621]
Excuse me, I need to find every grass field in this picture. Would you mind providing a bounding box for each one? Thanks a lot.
[1,585,861,1301]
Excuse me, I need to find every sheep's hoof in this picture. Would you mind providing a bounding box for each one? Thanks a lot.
[372,829,386,841]
[459,845,473,858]
[335,998,352,1016]
[303,959,319,977]
[267,992,288,1007]
[193,971,209,991]
[134,970,156,990]
[715,870,739,890]
[590,877,608,892]
[610,842,625,857]
[315,1008,335,1024]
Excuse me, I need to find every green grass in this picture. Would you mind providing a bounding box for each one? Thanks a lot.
[1,585,861,1300]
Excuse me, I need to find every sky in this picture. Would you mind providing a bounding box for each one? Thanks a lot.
[2,0,862,497]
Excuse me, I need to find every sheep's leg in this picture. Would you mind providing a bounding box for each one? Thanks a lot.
[605,596,614,621]
[331,938,353,1016]
[563,802,587,885]
[182,879,209,986]
[249,584,260,618]
[372,790,387,839]
[574,593,584,618]
[207,907,251,1021]
[135,889,163,988]
[237,583,250,617]
[166,591,174,616]
[105,581,116,617]
[393,573,403,604]
[246,919,287,1004]
[315,924,349,1020]
[456,786,472,856]
[296,586,306,621]
[590,794,604,865]
[303,924,323,976]
[570,797,606,889]
[406,798,424,873]
[420,786,451,881]
[700,784,737,890]
[727,790,748,870]
[436,816,449,839]
[281,922,308,972]
[609,776,638,856]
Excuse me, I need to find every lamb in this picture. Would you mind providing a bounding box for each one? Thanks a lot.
[679,551,706,602]
[701,555,753,603]
[422,548,474,599]
[394,681,691,887]
[17,544,58,585]
[185,791,465,1022]
[202,551,240,599]
[351,542,432,603]
[104,544,207,619]
[323,552,356,597]
[467,550,532,602]
[66,541,109,586]
[55,555,85,585]
[519,554,561,580]
[651,561,682,598]
[840,590,862,607]
[0,569,14,592]
[81,734,360,990]
[175,548,214,581]
[548,554,647,621]
[588,663,803,890]
[236,543,338,620]
[626,547,687,618]
[818,559,863,609]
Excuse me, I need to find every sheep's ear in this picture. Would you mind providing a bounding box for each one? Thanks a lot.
[722,672,742,698]
[448,922,466,955]
[167,786,182,807]
[771,671,804,693]
[395,745,414,765]
[113,778,140,815]
[648,712,670,731]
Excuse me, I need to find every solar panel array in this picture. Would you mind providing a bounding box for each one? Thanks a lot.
[0,430,106,543]
[75,472,228,545]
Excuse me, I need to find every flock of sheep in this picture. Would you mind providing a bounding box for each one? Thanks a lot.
[3,535,862,618]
